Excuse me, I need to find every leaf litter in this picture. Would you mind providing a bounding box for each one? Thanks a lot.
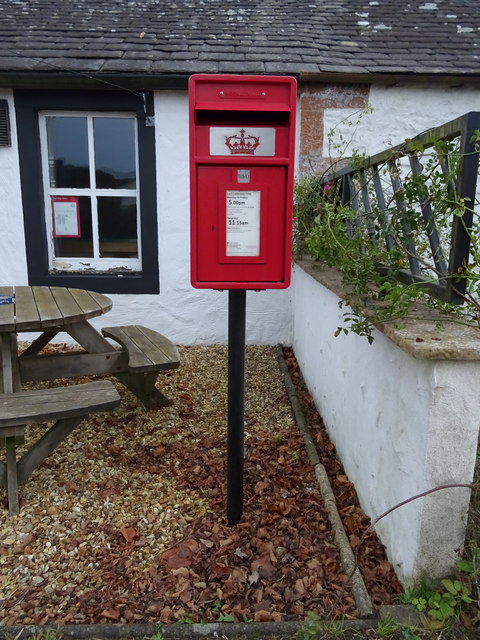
[0,345,402,625]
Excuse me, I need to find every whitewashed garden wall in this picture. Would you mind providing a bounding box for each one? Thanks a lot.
[292,260,480,586]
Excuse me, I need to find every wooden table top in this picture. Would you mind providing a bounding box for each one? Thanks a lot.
[0,286,112,333]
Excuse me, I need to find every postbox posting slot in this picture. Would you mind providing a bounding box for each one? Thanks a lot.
[193,100,292,112]
[194,110,290,125]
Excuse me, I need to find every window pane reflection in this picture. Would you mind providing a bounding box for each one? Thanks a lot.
[94,118,136,189]
[98,196,138,258]
[54,197,93,257]
[46,117,89,188]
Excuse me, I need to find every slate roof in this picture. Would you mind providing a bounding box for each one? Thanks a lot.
[0,0,479,81]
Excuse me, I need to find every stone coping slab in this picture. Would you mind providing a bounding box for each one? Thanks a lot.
[296,259,480,361]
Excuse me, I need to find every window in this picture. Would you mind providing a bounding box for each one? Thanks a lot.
[15,90,158,294]
[41,113,141,271]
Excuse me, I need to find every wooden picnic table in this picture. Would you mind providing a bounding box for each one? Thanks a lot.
[0,286,180,406]
[0,285,180,514]
[0,285,112,393]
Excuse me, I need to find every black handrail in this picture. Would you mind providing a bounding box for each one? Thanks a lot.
[321,112,480,304]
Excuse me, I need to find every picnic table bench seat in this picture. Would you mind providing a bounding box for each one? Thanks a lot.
[101,325,180,409]
[101,325,180,373]
[0,380,120,515]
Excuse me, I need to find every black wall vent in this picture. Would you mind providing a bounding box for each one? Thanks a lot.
[0,100,11,147]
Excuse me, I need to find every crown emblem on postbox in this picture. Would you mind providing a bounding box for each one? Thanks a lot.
[225,129,260,155]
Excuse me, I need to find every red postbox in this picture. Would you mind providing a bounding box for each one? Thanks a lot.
[189,74,297,289]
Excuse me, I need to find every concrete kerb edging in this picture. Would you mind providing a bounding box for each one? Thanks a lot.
[274,345,374,619]
[0,619,382,640]
[0,609,423,640]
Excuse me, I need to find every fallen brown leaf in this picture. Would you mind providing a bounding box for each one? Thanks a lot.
[119,527,138,544]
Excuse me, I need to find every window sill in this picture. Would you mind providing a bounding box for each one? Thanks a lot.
[30,270,157,295]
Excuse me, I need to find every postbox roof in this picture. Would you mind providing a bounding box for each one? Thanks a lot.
[0,0,479,86]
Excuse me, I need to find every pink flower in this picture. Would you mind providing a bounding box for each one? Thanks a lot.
[323,181,333,192]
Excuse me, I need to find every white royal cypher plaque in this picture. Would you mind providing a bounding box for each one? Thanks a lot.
[210,127,275,156]
[226,190,261,257]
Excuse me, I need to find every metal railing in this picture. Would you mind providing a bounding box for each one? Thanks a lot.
[321,111,480,304]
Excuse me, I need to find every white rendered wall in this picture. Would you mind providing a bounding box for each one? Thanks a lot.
[292,264,480,584]
[323,82,480,157]
[0,89,29,285]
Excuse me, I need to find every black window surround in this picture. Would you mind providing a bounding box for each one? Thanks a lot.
[14,89,159,294]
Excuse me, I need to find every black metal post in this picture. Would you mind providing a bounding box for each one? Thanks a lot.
[227,288,246,525]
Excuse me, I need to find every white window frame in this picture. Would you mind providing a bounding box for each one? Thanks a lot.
[39,111,142,273]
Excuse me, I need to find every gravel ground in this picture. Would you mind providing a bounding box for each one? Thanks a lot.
[0,345,401,626]
[0,346,300,623]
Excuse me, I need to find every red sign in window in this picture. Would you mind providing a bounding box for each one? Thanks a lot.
[51,196,81,238]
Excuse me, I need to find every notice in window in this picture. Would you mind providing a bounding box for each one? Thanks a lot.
[226,190,260,257]
[52,196,81,237]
